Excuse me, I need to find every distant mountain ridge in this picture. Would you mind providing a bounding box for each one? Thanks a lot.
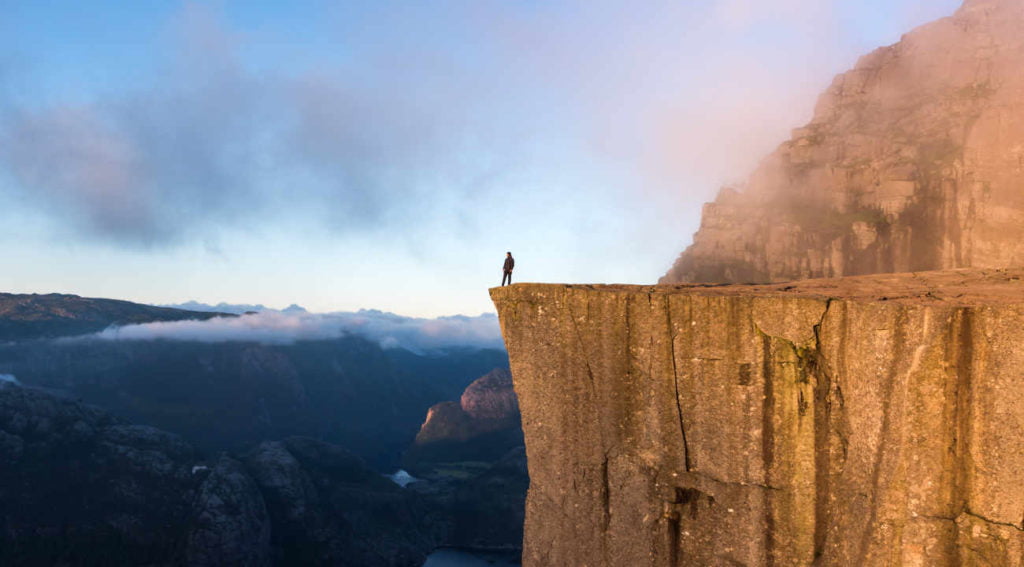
[0,292,231,341]
[161,301,309,315]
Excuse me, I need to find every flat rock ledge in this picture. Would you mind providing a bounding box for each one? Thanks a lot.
[491,268,1024,566]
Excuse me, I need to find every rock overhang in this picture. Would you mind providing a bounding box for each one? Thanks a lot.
[491,268,1024,566]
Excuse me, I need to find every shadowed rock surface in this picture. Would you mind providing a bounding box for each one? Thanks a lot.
[663,0,1024,285]
[446,447,529,549]
[0,383,442,566]
[0,292,228,341]
[492,269,1024,566]
[185,456,272,566]
[244,437,442,566]
[403,368,528,552]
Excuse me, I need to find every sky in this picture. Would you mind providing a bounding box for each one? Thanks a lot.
[0,0,963,317]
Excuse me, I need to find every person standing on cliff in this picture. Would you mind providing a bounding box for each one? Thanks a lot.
[502,252,515,286]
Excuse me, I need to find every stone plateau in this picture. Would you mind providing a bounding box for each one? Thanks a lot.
[492,269,1024,566]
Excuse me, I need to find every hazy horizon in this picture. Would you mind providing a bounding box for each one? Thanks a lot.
[0,0,962,317]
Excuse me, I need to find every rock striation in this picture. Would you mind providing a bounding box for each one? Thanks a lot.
[491,269,1024,566]
[662,0,1024,284]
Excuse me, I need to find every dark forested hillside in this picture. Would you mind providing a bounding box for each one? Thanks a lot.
[0,292,229,341]
[0,336,507,470]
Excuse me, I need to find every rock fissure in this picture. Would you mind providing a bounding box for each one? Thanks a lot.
[759,330,777,567]
[963,509,1024,533]
[568,300,599,399]
[809,299,835,561]
[916,509,1024,533]
[665,298,691,472]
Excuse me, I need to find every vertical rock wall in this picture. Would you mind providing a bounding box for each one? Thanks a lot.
[492,274,1024,566]
[662,0,1024,284]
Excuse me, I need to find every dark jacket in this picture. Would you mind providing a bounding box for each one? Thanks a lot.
[503,256,514,271]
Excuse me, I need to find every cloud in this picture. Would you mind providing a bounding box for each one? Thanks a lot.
[88,309,504,352]
[0,5,272,245]
[0,1,964,253]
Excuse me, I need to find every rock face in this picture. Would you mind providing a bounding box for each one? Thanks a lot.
[663,0,1024,284]
[243,437,442,566]
[407,368,522,464]
[0,383,264,566]
[491,270,1024,566]
[460,368,519,421]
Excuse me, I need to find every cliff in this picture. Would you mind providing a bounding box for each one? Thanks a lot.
[491,269,1024,566]
[410,368,521,459]
[662,0,1024,284]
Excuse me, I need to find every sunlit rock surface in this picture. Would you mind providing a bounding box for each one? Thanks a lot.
[492,270,1024,566]
[410,368,522,463]
[663,0,1024,285]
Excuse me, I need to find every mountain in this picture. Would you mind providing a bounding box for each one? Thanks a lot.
[161,301,309,315]
[0,383,442,566]
[0,293,230,341]
[0,337,508,470]
[160,300,274,314]
[663,0,1024,284]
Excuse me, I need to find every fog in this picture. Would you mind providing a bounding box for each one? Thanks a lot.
[91,309,503,353]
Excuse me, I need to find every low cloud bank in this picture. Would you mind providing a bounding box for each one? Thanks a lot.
[91,310,503,352]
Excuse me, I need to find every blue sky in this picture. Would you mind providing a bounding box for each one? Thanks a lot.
[0,0,962,316]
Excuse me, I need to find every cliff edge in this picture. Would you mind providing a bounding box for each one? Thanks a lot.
[492,270,1024,566]
[662,0,1024,284]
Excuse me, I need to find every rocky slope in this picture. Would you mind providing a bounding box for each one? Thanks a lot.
[491,269,1024,566]
[0,292,228,341]
[0,383,441,566]
[663,0,1024,284]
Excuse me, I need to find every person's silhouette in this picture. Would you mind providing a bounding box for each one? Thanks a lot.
[502,252,514,286]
